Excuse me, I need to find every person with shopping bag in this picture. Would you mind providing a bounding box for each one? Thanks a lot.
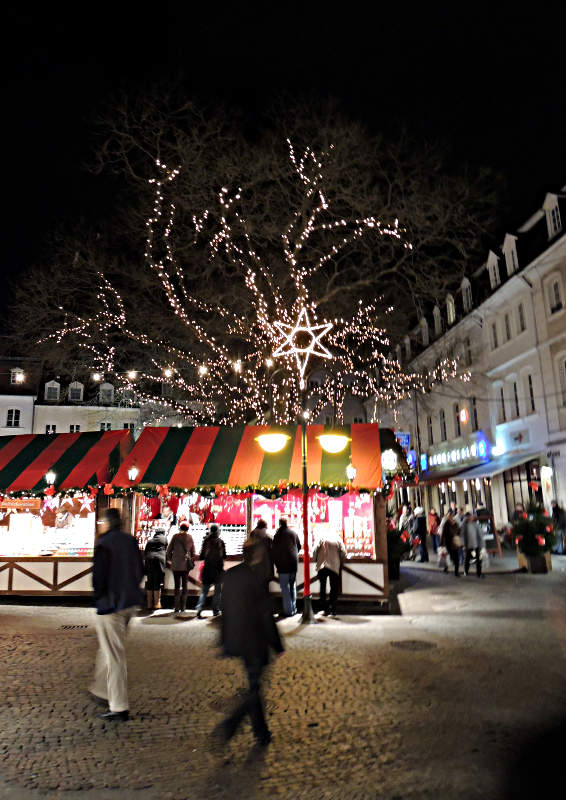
[439,509,462,577]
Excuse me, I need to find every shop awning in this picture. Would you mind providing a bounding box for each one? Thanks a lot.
[451,451,542,481]
[417,465,469,485]
[113,424,400,490]
[0,430,133,492]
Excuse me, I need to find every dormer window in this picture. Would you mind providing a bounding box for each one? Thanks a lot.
[487,252,501,290]
[10,368,24,385]
[446,294,455,326]
[99,382,114,404]
[502,234,518,277]
[544,193,562,239]
[420,318,429,346]
[433,305,442,337]
[68,381,84,402]
[461,278,472,312]
[44,381,60,402]
[403,335,411,360]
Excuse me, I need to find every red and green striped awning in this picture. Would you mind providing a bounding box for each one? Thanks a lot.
[0,430,133,492]
[113,424,387,490]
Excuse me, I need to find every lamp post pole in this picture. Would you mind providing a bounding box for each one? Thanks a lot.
[301,415,315,623]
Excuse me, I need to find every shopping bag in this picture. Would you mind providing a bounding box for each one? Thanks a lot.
[480,547,490,568]
[437,546,448,569]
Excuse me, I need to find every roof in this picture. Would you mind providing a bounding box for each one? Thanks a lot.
[0,430,133,492]
[113,424,406,490]
[450,450,542,481]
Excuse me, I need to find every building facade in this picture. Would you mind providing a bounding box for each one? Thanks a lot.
[388,190,566,529]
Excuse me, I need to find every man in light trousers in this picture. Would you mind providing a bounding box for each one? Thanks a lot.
[89,507,144,722]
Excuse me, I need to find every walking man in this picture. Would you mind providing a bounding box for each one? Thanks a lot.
[461,511,485,578]
[89,507,144,721]
[219,545,284,746]
[314,530,346,616]
[196,524,226,618]
[272,517,301,617]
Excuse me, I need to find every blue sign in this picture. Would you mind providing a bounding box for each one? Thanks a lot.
[407,449,417,469]
[395,432,410,451]
[420,453,428,471]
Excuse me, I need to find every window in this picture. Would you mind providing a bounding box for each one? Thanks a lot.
[471,397,479,431]
[464,337,472,367]
[446,294,456,325]
[488,254,501,289]
[69,424,81,433]
[420,318,429,346]
[462,279,472,312]
[45,424,57,434]
[491,323,498,349]
[503,236,518,276]
[439,409,447,441]
[68,382,84,402]
[433,306,442,337]
[545,197,562,238]
[498,386,506,423]
[550,205,562,236]
[100,422,112,431]
[527,374,536,413]
[123,422,135,430]
[518,303,526,332]
[548,280,563,314]
[504,314,512,342]
[512,381,520,418]
[427,415,434,446]
[453,403,461,437]
[10,368,24,385]
[44,381,60,402]
[99,383,114,404]
[6,409,20,427]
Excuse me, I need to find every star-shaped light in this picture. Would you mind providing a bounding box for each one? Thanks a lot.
[273,307,333,389]
[79,495,95,513]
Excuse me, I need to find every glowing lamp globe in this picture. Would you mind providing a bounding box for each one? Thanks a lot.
[318,434,350,454]
[381,449,398,472]
[346,463,357,481]
[256,433,291,453]
[128,466,139,482]
[45,471,56,485]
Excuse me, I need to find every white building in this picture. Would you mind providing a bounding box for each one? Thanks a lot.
[387,189,566,529]
[0,358,41,436]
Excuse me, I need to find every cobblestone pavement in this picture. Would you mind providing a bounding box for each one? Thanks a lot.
[1,556,566,800]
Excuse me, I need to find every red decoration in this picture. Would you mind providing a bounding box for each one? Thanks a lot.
[103,483,114,496]
[278,479,287,492]
[546,525,553,533]
[44,485,55,497]
[414,475,419,485]
[157,484,169,498]
[88,485,98,498]
[528,481,539,491]
[536,535,546,546]
[214,484,228,496]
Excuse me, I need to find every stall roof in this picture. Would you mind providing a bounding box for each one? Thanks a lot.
[113,424,404,490]
[0,430,133,492]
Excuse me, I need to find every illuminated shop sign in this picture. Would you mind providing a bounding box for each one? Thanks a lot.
[425,435,489,470]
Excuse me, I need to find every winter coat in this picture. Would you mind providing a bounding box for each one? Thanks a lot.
[428,512,440,536]
[461,519,483,550]
[93,527,144,614]
[245,527,273,585]
[440,517,460,552]
[314,536,346,575]
[221,563,284,666]
[200,532,226,584]
[552,505,566,531]
[166,530,196,572]
[271,525,301,574]
[413,516,427,541]
[144,531,168,575]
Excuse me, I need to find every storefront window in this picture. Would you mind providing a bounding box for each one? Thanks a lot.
[503,460,542,521]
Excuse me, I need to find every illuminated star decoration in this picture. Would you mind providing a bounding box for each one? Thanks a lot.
[79,495,95,513]
[273,307,333,389]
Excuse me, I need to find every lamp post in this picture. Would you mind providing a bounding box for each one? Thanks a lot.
[45,470,56,487]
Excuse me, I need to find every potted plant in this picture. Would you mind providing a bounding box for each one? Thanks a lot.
[386,521,412,580]
[512,503,555,573]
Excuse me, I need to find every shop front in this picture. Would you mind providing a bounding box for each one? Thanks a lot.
[0,430,133,595]
[112,424,408,603]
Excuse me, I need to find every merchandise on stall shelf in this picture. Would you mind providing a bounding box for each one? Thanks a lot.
[135,520,248,557]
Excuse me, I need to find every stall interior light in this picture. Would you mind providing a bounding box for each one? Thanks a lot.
[381,448,398,472]
[128,466,139,482]
[346,463,357,481]
[318,434,350,454]
[256,433,291,453]
[45,471,56,485]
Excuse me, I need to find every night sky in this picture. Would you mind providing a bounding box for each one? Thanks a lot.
[2,4,565,320]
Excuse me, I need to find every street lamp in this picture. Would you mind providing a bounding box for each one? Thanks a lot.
[256,427,349,623]
[128,465,139,483]
[346,462,357,491]
[45,471,56,486]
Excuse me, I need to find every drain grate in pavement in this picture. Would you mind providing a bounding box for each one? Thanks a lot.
[390,639,437,651]
[59,625,89,630]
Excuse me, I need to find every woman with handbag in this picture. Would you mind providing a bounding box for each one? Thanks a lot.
[439,509,462,577]
[166,523,196,615]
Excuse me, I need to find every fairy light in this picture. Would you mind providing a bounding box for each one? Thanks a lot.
[42,139,463,426]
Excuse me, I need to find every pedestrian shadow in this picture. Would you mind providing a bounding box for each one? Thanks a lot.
[502,717,566,798]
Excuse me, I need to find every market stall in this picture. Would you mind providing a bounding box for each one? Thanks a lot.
[0,430,133,595]
[112,424,408,603]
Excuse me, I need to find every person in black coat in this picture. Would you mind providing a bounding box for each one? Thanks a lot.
[412,507,429,563]
[89,507,144,722]
[143,528,168,611]
[219,546,284,746]
[271,517,301,616]
[196,525,226,618]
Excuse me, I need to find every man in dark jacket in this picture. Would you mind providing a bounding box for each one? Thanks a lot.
[271,517,301,617]
[89,507,144,722]
[245,518,274,593]
[219,547,284,746]
[196,524,226,618]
